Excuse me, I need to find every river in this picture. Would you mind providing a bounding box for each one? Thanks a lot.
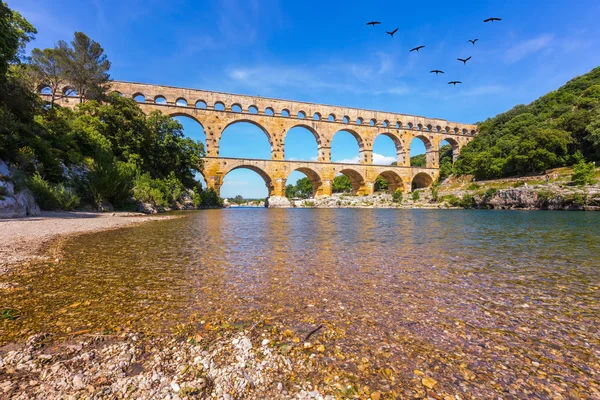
[2,209,599,397]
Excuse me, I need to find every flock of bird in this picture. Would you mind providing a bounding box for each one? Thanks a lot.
[366,17,502,87]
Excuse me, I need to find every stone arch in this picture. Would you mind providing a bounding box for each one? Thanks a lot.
[281,109,290,117]
[313,112,321,121]
[221,164,274,197]
[356,117,364,125]
[440,137,460,162]
[374,132,404,165]
[219,119,273,158]
[288,167,324,198]
[328,113,336,122]
[214,101,225,111]
[382,120,389,128]
[409,135,434,168]
[376,170,405,193]
[369,118,377,126]
[407,122,414,129]
[283,124,321,161]
[133,93,146,103]
[297,111,306,119]
[231,103,242,112]
[109,90,122,97]
[342,116,350,124]
[155,95,167,105]
[331,129,365,163]
[412,172,434,189]
[195,100,207,109]
[176,98,188,107]
[63,86,77,97]
[335,168,367,195]
[265,107,274,116]
[248,105,259,114]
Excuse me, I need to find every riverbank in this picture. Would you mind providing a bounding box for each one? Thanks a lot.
[0,211,174,273]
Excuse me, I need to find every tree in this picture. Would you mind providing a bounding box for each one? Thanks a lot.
[30,48,67,108]
[571,158,596,186]
[295,177,313,198]
[57,32,111,103]
[233,195,244,204]
[374,176,388,192]
[410,153,426,167]
[332,174,352,193]
[0,2,36,76]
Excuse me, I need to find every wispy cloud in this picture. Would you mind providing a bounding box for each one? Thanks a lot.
[223,54,414,97]
[505,34,554,63]
[334,153,396,165]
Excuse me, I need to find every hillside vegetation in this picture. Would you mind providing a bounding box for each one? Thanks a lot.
[0,2,221,211]
[455,67,600,179]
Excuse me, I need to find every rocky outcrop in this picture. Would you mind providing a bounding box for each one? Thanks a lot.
[265,196,291,208]
[469,187,600,210]
[0,160,41,219]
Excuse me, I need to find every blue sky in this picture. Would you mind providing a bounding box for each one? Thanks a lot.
[13,0,600,198]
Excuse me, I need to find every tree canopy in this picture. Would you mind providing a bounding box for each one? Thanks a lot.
[455,66,600,179]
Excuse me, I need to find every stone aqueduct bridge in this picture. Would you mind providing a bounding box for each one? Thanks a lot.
[51,81,478,198]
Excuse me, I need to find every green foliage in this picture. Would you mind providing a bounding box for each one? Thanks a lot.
[392,189,403,203]
[232,195,244,204]
[332,174,352,193]
[512,180,525,188]
[460,194,476,209]
[411,191,420,201]
[57,32,111,102]
[456,67,600,179]
[467,182,480,190]
[87,156,136,207]
[132,171,189,208]
[571,158,596,185]
[0,2,36,75]
[1,308,20,320]
[374,175,388,192]
[430,184,439,201]
[28,171,80,210]
[484,188,498,198]
[286,177,313,198]
[410,153,426,167]
[438,144,454,181]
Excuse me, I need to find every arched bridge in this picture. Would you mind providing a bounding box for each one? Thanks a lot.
[47,81,478,199]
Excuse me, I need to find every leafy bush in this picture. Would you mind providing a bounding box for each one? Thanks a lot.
[513,180,526,188]
[87,156,136,207]
[430,185,439,201]
[28,172,80,210]
[411,191,420,201]
[192,187,222,208]
[441,194,461,207]
[467,182,480,190]
[484,188,498,198]
[133,172,168,207]
[571,159,596,185]
[392,189,403,203]
[460,194,477,208]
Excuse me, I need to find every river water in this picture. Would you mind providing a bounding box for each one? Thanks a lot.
[2,209,599,397]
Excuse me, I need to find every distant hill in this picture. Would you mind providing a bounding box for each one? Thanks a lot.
[455,66,600,179]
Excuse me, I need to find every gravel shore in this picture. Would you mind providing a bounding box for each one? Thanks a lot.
[0,211,173,273]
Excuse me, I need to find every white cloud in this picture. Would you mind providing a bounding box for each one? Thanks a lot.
[505,34,554,63]
[334,153,396,165]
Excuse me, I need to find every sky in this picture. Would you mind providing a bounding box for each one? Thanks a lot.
[12,0,600,198]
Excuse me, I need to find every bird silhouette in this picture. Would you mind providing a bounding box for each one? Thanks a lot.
[483,17,502,23]
[366,21,381,26]
[386,28,398,37]
[457,56,472,65]
[410,45,425,52]
[448,81,462,86]
[430,70,444,75]
[468,39,479,45]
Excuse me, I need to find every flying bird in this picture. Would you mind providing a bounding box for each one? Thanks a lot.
[483,17,502,23]
[468,39,479,45]
[366,21,381,26]
[448,81,462,86]
[457,56,472,65]
[386,28,398,37]
[410,45,425,52]
[430,70,444,75]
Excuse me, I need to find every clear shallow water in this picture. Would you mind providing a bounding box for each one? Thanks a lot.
[2,209,599,397]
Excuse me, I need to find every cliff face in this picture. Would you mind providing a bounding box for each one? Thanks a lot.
[473,187,600,211]
[0,160,41,219]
